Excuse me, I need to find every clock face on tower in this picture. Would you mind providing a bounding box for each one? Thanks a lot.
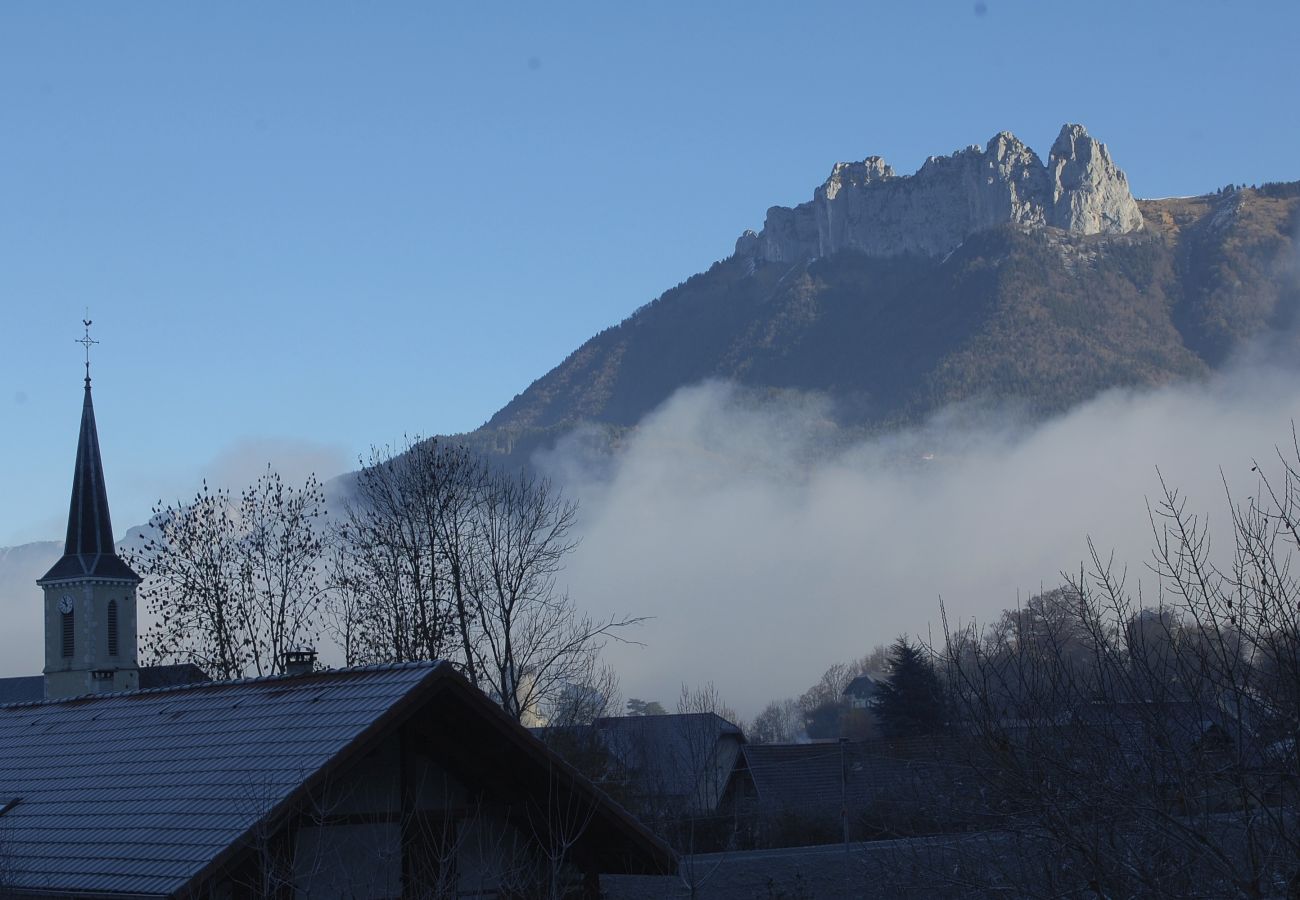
[58,595,74,615]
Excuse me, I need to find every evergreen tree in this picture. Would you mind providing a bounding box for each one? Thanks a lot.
[876,636,946,738]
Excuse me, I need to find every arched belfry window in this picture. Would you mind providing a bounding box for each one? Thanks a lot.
[107,600,119,657]
[61,612,74,658]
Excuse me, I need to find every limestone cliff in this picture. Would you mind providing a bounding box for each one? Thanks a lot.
[735,124,1143,264]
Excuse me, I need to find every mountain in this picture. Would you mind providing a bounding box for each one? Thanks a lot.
[3,126,1298,629]
[0,541,60,653]
[465,125,1300,464]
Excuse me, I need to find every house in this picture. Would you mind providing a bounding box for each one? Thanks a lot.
[742,741,874,819]
[0,660,676,898]
[0,351,677,897]
[842,672,885,710]
[538,712,751,853]
[587,713,747,819]
[739,737,970,843]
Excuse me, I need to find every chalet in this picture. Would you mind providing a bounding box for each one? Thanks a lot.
[0,661,675,897]
[842,673,885,710]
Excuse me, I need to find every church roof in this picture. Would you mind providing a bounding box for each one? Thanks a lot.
[0,661,675,896]
[39,379,140,584]
[0,665,210,706]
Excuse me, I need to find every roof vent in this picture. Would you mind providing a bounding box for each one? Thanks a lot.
[282,649,317,677]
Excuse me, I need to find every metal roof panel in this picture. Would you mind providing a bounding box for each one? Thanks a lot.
[0,662,440,896]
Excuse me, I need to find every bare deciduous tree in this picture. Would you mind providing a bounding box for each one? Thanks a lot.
[129,481,246,679]
[327,438,641,723]
[331,439,463,664]
[128,469,330,679]
[237,468,329,676]
[749,697,804,744]
[931,442,1300,898]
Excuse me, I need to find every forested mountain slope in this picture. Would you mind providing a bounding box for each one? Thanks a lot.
[469,181,1300,463]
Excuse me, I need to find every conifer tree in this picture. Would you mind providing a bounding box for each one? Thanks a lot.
[876,636,946,738]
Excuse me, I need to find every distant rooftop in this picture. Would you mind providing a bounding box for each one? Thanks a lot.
[0,664,209,707]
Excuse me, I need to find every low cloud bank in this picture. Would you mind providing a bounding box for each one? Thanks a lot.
[546,362,1300,718]
[6,365,1298,718]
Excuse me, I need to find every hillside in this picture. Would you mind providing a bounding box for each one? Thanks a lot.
[468,154,1299,463]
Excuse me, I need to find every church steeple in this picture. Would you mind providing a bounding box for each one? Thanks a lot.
[38,321,141,699]
[40,378,140,582]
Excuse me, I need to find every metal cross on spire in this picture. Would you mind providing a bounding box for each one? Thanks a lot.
[76,313,98,385]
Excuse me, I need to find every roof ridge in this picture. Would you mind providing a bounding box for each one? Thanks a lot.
[0,659,446,709]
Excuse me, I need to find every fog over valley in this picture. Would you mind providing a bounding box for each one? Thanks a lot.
[3,344,1298,719]
[545,353,1300,716]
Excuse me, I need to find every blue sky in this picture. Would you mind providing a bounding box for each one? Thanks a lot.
[2,0,1298,546]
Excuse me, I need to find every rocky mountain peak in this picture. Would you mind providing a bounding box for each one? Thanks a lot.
[820,157,895,200]
[1047,123,1144,233]
[735,124,1143,263]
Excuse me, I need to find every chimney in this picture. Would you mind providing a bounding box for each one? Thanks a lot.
[282,648,317,676]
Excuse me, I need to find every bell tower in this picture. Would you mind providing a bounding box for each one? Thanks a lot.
[36,321,141,700]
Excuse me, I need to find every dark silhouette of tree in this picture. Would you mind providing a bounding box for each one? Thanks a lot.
[327,436,642,723]
[328,437,482,667]
[875,636,945,738]
[128,468,329,679]
[923,439,1300,898]
[803,701,844,740]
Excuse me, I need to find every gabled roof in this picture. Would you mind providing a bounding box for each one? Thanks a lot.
[743,743,875,812]
[0,663,431,896]
[594,713,745,805]
[843,673,885,698]
[743,738,954,814]
[0,662,675,897]
[39,380,139,584]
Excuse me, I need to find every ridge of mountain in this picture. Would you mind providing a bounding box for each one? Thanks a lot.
[467,130,1298,466]
[736,124,1142,265]
[4,131,1299,619]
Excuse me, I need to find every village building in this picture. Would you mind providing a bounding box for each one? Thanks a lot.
[842,672,885,710]
[0,355,675,897]
[592,713,747,820]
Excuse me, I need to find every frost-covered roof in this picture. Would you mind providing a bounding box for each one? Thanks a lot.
[0,662,441,896]
[0,660,676,897]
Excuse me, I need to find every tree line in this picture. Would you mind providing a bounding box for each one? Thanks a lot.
[737,439,1300,896]
[125,437,638,724]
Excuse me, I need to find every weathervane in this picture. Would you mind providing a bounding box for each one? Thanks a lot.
[76,312,98,385]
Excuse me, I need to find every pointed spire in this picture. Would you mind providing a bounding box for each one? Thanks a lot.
[63,380,116,558]
[39,326,140,584]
